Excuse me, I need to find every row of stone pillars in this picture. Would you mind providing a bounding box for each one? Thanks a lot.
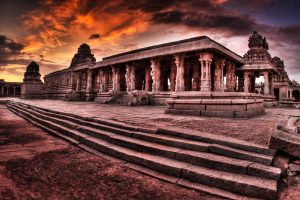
[0,85,18,96]
[72,51,241,94]
[243,71,273,95]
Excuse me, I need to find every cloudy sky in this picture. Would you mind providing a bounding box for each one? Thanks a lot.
[0,0,300,82]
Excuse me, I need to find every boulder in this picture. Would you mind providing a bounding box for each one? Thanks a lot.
[269,129,300,158]
[128,90,153,106]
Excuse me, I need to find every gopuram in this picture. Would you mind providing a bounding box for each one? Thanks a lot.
[40,31,300,117]
[20,61,44,99]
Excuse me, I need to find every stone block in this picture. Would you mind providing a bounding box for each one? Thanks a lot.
[174,99,202,104]
[246,102,263,110]
[201,110,234,118]
[206,104,246,111]
[174,104,205,110]
[231,99,253,104]
[269,129,300,158]
[273,154,289,173]
[247,163,281,180]
[202,99,232,104]
[289,163,300,172]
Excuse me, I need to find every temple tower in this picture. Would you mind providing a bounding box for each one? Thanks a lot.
[21,61,44,99]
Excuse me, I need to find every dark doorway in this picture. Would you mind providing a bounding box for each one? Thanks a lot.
[292,90,300,102]
[274,88,279,100]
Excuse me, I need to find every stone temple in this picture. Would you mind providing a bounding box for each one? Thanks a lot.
[2,31,300,199]
[39,31,299,118]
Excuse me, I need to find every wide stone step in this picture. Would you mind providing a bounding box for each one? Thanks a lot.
[158,126,276,156]
[11,103,276,168]
[7,105,277,199]
[16,102,141,132]
[16,102,274,155]
[18,101,275,157]
[8,103,281,181]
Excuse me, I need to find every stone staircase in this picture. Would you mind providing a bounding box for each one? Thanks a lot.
[107,82,113,92]
[6,101,281,199]
[94,92,113,103]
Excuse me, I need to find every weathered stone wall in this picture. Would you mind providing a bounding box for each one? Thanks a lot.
[44,69,73,99]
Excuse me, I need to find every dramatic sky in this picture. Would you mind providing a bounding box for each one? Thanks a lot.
[0,0,300,82]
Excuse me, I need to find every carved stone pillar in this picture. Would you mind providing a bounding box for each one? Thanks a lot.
[105,71,109,92]
[169,62,177,91]
[126,63,135,92]
[145,67,151,91]
[192,62,200,91]
[6,86,9,95]
[112,66,120,91]
[199,52,213,92]
[243,71,250,93]
[95,70,100,92]
[86,69,93,92]
[70,72,75,91]
[225,61,236,92]
[131,65,136,91]
[76,72,81,91]
[214,58,225,92]
[237,73,244,92]
[13,86,16,95]
[98,70,104,92]
[269,73,274,96]
[263,71,270,95]
[150,58,161,92]
[0,85,3,96]
[174,54,185,92]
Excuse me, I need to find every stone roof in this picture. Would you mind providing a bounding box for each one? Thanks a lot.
[80,36,244,70]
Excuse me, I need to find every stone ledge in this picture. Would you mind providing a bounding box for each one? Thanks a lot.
[165,107,265,118]
[167,98,263,106]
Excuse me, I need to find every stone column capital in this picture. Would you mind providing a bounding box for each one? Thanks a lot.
[214,57,226,67]
[150,57,161,65]
[199,52,213,62]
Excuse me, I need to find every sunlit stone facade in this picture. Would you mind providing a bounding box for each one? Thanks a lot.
[41,31,300,113]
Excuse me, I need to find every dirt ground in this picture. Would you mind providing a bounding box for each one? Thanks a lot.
[0,105,218,200]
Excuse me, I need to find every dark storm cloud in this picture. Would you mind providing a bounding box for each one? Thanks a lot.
[0,35,24,54]
[277,24,300,44]
[88,34,101,40]
[152,10,256,36]
[125,0,180,13]
[0,35,26,66]
[152,11,184,24]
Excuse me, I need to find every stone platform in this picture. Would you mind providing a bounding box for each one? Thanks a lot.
[165,92,265,118]
[278,101,300,109]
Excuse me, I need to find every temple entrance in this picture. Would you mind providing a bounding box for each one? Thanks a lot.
[292,90,300,102]
[119,65,127,92]
[135,67,146,90]
[274,88,280,100]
